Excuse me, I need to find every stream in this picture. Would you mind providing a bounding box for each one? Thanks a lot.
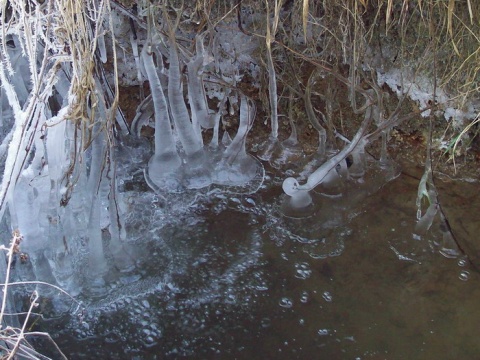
[21,156,479,360]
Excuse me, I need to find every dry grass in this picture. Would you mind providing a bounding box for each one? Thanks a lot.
[0,231,79,359]
[0,1,117,356]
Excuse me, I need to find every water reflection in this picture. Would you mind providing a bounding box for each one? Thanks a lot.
[24,168,480,359]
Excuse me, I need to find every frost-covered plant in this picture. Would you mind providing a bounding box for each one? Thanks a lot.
[0,0,129,307]
[0,0,121,217]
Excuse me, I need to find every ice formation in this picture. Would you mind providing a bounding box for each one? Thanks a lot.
[377,67,480,129]
[187,33,215,130]
[134,24,264,194]
[0,7,399,313]
[280,83,401,216]
[141,44,182,191]
[268,93,304,169]
[0,1,130,302]
[213,95,261,186]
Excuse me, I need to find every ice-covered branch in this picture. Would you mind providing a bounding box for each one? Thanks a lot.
[283,104,373,197]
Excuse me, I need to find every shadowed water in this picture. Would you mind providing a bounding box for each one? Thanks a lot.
[21,163,480,360]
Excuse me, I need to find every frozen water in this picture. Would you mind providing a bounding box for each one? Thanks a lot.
[376,67,479,128]
[138,39,264,194]
[269,111,304,169]
[187,34,215,129]
[142,44,182,192]
[213,95,261,186]
[167,37,204,157]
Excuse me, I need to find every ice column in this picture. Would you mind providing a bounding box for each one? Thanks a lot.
[304,71,327,159]
[187,34,214,130]
[168,40,204,156]
[213,95,259,185]
[142,45,182,190]
[168,38,211,189]
[85,121,108,292]
[270,93,304,168]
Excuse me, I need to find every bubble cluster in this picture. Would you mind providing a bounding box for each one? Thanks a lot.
[294,262,312,280]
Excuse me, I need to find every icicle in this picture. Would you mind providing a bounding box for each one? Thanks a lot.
[270,93,304,168]
[228,93,238,115]
[257,1,281,161]
[85,122,108,288]
[187,70,205,140]
[45,109,69,184]
[209,89,229,149]
[223,95,254,164]
[153,46,169,92]
[415,159,438,227]
[371,89,391,167]
[52,70,71,108]
[0,100,38,223]
[87,191,108,294]
[413,110,442,240]
[187,33,214,129]
[438,211,461,259]
[142,45,180,166]
[265,12,279,139]
[130,32,143,86]
[6,36,30,107]
[304,70,327,159]
[107,155,134,272]
[222,131,232,147]
[213,95,260,186]
[317,129,327,156]
[380,130,390,166]
[97,33,107,63]
[12,178,43,252]
[141,44,183,192]
[414,202,438,235]
[167,34,211,189]
[168,38,204,155]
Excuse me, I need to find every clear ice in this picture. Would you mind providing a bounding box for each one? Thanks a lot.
[141,44,182,191]
[213,95,261,186]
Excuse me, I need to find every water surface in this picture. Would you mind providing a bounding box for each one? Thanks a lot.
[29,165,479,360]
